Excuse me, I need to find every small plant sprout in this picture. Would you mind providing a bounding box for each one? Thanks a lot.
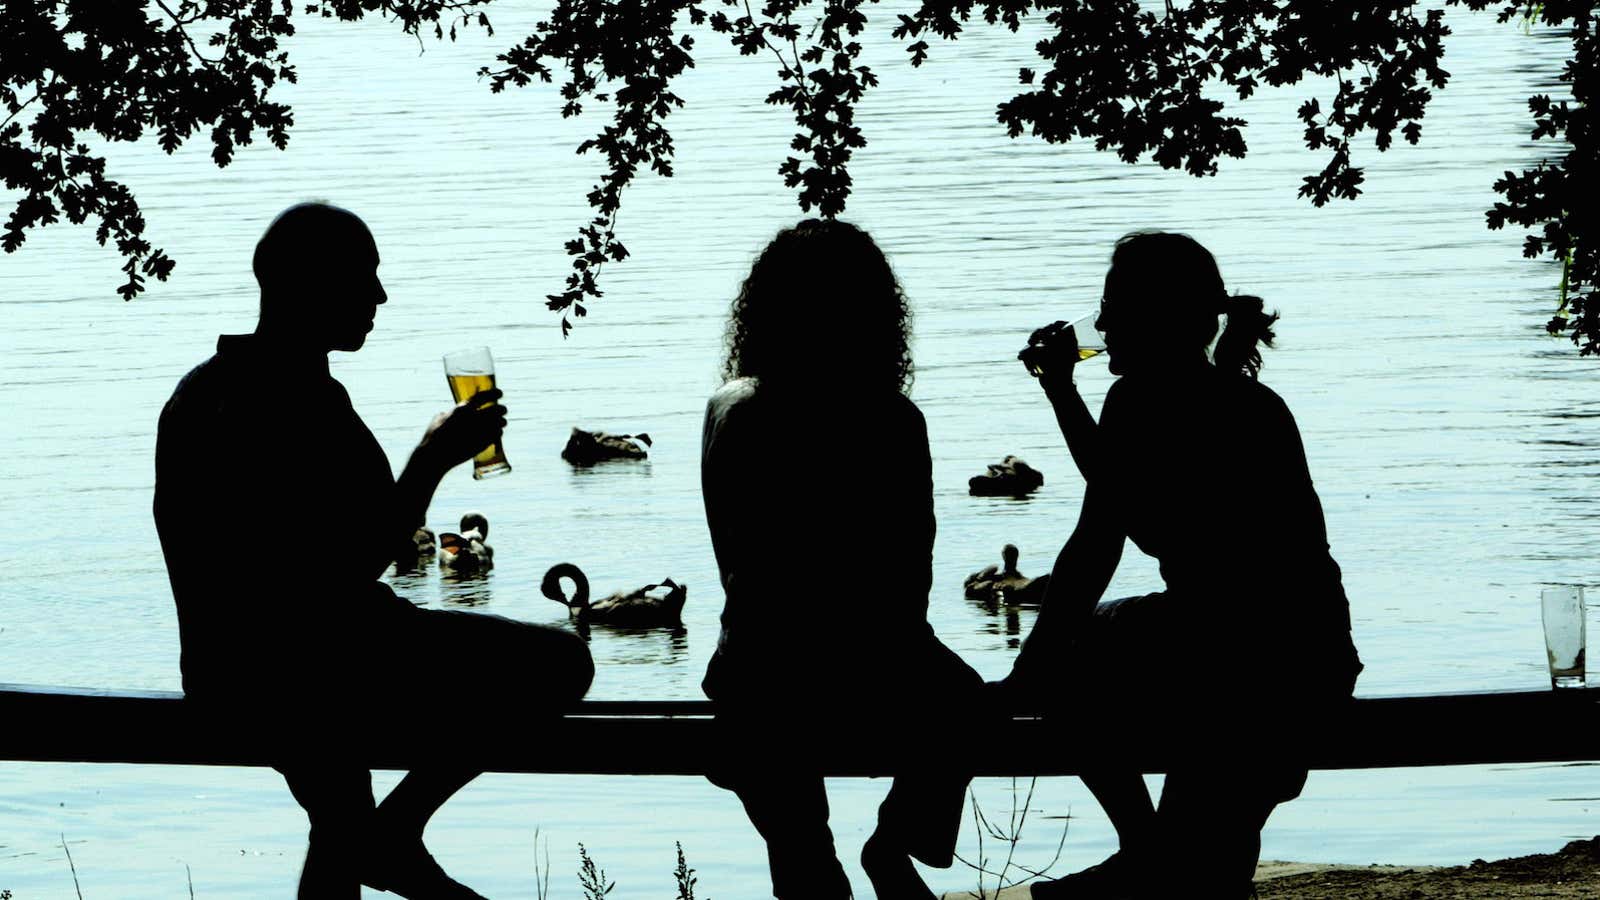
[674,841,704,900]
[577,842,615,899]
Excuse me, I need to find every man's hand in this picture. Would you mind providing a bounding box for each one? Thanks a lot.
[1018,320,1080,396]
[417,388,507,472]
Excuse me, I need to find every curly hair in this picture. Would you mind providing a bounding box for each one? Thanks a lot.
[722,219,914,394]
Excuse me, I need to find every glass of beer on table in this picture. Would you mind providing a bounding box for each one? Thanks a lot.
[442,346,512,480]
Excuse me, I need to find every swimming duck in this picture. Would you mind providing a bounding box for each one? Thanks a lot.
[392,526,437,574]
[540,562,686,628]
[968,456,1044,497]
[438,512,494,574]
[964,544,1049,607]
[561,427,652,465]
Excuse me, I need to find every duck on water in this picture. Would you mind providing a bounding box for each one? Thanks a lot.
[439,512,494,574]
[560,427,652,465]
[968,456,1044,497]
[964,543,1048,607]
[392,526,437,574]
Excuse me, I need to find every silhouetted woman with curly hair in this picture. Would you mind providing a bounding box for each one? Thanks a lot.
[700,219,981,900]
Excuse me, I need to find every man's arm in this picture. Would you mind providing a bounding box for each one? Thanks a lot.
[387,388,508,566]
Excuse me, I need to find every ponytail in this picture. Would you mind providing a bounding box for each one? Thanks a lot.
[1212,294,1278,379]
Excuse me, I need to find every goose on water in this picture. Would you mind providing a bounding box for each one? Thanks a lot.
[540,562,686,628]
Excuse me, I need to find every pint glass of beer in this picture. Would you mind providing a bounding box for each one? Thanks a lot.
[1020,309,1108,377]
[442,346,511,480]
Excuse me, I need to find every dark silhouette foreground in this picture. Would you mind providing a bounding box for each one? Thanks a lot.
[153,203,593,899]
[1005,232,1362,899]
[701,219,983,900]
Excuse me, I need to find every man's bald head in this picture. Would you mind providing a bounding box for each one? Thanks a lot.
[252,203,387,352]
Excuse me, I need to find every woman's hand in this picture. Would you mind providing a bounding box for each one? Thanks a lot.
[985,672,1048,717]
[982,678,1018,713]
[1018,321,1080,396]
[417,388,507,472]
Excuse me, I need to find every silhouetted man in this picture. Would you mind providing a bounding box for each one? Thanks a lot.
[154,203,594,899]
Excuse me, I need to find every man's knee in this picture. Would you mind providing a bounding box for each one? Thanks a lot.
[517,626,594,702]
[555,630,595,701]
[421,610,593,699]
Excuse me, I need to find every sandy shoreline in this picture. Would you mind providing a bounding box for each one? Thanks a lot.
[940,837,1600,899]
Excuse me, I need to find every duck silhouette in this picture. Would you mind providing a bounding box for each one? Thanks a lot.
[968,456,1044,497]
[561,427,652,465]
[438,512,494,574]
[540,562,686,628]
[392,526,437,574]
[964,544,1048,607]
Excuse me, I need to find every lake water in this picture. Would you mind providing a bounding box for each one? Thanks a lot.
[3,2,1598,897]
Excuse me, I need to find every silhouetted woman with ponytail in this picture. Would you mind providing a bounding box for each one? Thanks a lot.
[701,219,982,900]
[1006,231,1362,899]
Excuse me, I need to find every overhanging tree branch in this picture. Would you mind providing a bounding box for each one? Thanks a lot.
[1,0,1593,350]
[153,0,221,65]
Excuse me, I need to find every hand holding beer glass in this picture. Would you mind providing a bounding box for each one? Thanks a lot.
[1018,309,1108,383]
[442,346,512,479]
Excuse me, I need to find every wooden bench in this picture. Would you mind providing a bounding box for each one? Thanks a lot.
[3,683,1597,775]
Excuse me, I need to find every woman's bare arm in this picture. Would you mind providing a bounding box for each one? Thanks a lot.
[1045,380,1099,482]
[1003,377,1138,698]
[1006,480,1125,692]
[1022,321,1100,481]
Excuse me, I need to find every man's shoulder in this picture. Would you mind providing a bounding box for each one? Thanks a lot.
[160,355,224,421]
[158,348,288,434]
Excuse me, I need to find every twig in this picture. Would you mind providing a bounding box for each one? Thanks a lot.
[994,778,1032,885]
[955,780,1071,895]
[154,0,222,65]
[1,91,41,130]
[1163,0,1197,84]
[743,0,812,100]
[60,834,83,900]
[533,826,550,900]
[1000,806,1071,881]
[966,786,988,898]
[186,862,195,899]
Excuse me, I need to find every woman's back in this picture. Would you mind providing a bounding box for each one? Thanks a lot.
[1098,365,1354,651]
[701,378,937,680]
[698,220,984,900]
